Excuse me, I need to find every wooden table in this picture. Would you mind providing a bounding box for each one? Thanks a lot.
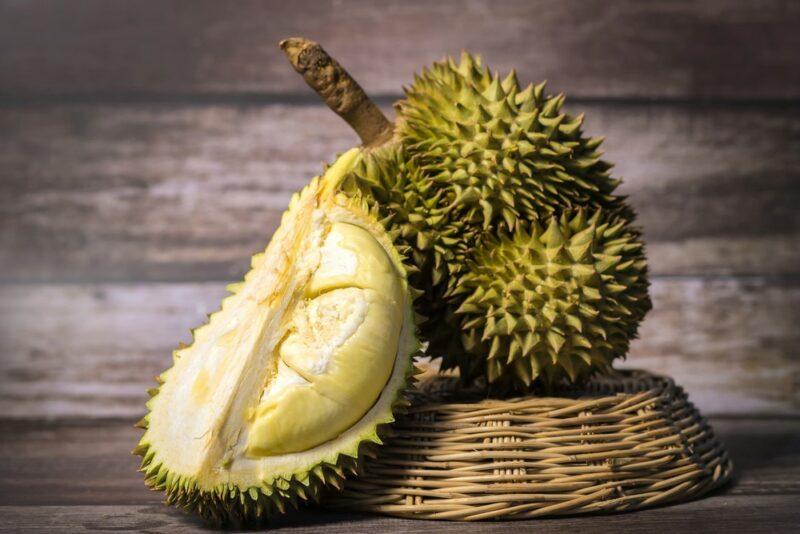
[1,417,798,532]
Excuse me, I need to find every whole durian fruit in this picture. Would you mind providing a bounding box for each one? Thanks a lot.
[135,151,419,524]
[281,38,650,391]
[452,209,650,389]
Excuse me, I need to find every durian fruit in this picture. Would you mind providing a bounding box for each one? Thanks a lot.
[280,38,650,391]
[451,209,650,390]
[135,149,419,524]
[397,53,631,280]
[341,51,631,295]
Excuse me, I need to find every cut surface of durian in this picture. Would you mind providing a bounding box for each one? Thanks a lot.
[138,149,417,502]
[248,221,404,457]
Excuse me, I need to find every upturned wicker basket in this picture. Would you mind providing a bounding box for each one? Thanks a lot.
[330,369,732,521]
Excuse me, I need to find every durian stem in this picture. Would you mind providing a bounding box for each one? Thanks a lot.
[280,37,393,147]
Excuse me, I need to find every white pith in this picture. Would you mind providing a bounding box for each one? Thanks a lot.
[276,288,370,378]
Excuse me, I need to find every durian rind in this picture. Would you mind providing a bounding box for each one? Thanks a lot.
[450,208,650,390]
[396,52,631,290]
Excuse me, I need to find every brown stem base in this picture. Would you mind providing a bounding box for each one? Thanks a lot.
[280,37,394,147]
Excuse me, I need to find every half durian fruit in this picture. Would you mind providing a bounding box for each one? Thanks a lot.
[135,149,419,524]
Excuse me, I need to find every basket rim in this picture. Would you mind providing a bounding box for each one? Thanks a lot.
[410,368,677,408]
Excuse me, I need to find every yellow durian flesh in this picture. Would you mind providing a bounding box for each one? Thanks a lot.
[247,222,404,456]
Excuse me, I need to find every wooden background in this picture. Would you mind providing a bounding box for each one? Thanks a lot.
[2,0,798,419]
[1,1,799,531]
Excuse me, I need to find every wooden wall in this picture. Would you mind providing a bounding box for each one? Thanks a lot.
[1,0,799,419]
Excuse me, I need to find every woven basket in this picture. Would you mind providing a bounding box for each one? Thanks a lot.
[330,369,733,521]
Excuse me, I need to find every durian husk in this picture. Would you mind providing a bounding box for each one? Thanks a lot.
[333,52,650,390]
[451,209,650,390]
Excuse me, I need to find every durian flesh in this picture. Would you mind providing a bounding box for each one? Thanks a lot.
[136,149,417,523]
[249,221,404,457]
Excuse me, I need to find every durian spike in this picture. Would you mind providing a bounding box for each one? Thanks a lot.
[280,37,393,147]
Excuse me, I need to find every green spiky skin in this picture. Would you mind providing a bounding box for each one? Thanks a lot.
[134,432,357,524]
[450,209,650,391]
[397,52,632,290]
[336,52,649,390]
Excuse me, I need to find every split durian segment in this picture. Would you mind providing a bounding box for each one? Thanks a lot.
[451,209,650,390]
[135,149,418,523]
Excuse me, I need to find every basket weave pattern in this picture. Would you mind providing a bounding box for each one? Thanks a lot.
[332,370,732,521]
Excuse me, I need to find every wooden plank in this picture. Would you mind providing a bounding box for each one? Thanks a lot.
[2,102,799,283]
[0,418,798,531]
[1,0,799,100]
[1,499,798,534]
[0,420,157,507]
[623,277,800,416]
[0,103,355,283]
[0,278,797,419]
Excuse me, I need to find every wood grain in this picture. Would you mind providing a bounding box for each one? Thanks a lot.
[3,102,798,283]
[0,418,798,531]
[1,278,797,419]
[2,499,798,534]
[1,0,798,100]
[622,278,800,416]
[0,0,798,466]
